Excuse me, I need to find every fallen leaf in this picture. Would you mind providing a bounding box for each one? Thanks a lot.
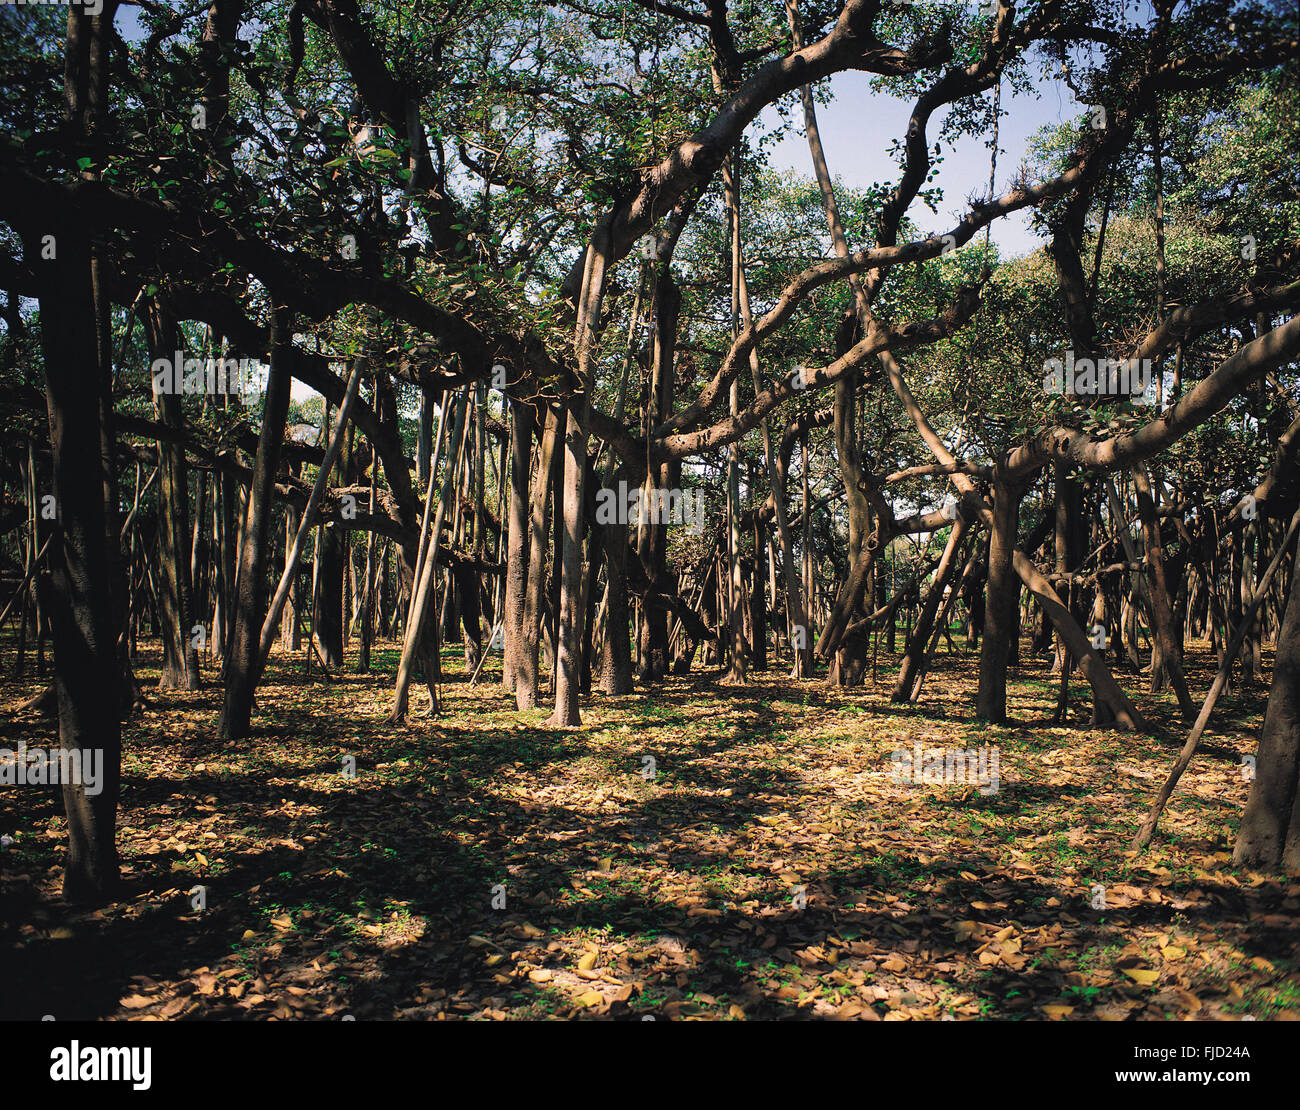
[1122,968,1159,986]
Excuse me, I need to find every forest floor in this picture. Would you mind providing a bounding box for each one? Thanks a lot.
[2,634,1298,1021]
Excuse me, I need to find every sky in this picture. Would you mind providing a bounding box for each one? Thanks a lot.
[757,69,1088,258]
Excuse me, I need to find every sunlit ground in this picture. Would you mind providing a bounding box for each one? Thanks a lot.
[2,633,1296,1020]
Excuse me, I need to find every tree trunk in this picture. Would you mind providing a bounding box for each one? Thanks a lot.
[1241,519,1262,684]
[314,400,347,668]
[517,404,561,710]
[1235,529,1300,873]
[502,400,534,691]
[144,303,201,690]
[977,480,1022,722]
[219,309,294,740]
[390,389,468,721]
[600,506,635,695]
[38,220,122,903]
[456,559,483,671]
[282,493,302,653]
[549,403,590,725]
[551,226,610,723]
[357,465,376,672]
[749,468,767,671]
[894,517,968,701]
[1133,463,1194,717]
[722,163,747,686]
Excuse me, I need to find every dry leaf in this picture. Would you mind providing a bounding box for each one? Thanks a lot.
[1122,968,1159,986]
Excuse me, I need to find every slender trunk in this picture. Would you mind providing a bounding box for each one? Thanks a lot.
[256,359,362,681]
[282,492,301,652]
[314,401,347,668]
[749,463,767,671]
[894,517,969,701]
[456,558,483,671]
[600,505,634,695]
[549,403,590,725]
[1241,519,1261,684]
[517,405,561,710]
[579,499,603,692]
[551,227,609,724]
[1133,463,1194,717]
[391,388,468,721]
[144,303,201,690]
[219,309,294,741]
[502,401,534,690]
[977,480,1022,722]
[722,161,747,685]
[910,548,979,703]
[358,462,376,672]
